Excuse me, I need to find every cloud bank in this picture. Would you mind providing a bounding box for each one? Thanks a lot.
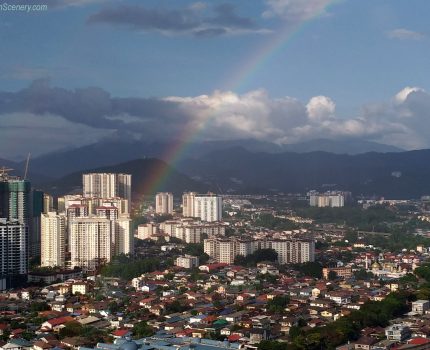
[1,80,430,158]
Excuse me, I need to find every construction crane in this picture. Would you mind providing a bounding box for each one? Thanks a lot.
[0,166,14,179]
[24,153,31,180]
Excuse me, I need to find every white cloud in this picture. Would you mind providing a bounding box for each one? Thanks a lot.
[387,28,425,40]
[165,86,430,150]
[394,86,424,104]
[306,96,335,121]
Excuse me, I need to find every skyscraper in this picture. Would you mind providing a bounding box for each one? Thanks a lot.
[194,194,223,222]
[182,192,222,222]
[155,192,173,214]
[82,173,132,204]
[0,219,28,290]
[0,170,30,289]
[41,212,66,267]
[30,189,44,258]
[182,192,196,217]
[69,217,113,272]
[0,173,31,223]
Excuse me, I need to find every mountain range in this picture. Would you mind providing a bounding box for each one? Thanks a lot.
[0,138,404,179]
[2,138,428,199]
[40,158,211,197]
[178,147,430,198]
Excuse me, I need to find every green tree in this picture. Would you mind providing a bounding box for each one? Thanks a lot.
[267,295,290,314]
[328,271,338,281]
[59,321,84,338]
[133,321,153,339]
[292,262,323,279]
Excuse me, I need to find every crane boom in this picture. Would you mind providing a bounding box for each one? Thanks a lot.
[24,153,31,180]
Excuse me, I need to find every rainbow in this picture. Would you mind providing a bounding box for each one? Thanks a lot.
[141,1,341,196]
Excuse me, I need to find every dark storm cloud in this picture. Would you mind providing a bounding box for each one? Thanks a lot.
[0,79,189,140]
[209,4,257,29]
[87,3,263,37]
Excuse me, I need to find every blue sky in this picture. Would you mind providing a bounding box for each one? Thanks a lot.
[1,0,430,158]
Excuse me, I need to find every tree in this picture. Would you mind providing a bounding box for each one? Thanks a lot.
[289,326,301,339]
[59,321,84,338]
[133,321,153,339]
[415,264,430,282]
[267,295,290,314]
[255,214,298,231]
[328,271,338,281]
[292,262,323,279]
[354,269,374,281]
[234,249,278,267]
[108,301,120,314]
[29,301,50,312]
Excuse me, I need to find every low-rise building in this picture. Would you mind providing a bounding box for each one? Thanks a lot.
[385,324,411,341]
[175,255,199,269]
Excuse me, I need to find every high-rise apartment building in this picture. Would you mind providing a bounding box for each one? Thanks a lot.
[309,191,346,208]
[68,203,133,271]
[155,192,173,214]
[82,173,132,204]
[183,193,222,222]
[41,212,66,267]
[0,219,28,290]
[175,255,199,269]
[0,171,31,289]
[43,194,54,214]
[137,222,158,240]
[115,217,133,255]
[0,174,31,223]
[204,237,315,265]
[182,192,196,217]
[194,194,223,222]
[69,217,113,272]
[30,189,44,258]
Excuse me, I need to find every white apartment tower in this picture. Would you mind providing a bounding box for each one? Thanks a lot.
[41,212,66,267]
[193,194,223,222]
[182,192,197,217]
[204,237,315,265]
[155,192,174,214]
[175,255,199,269]
[309,191,345,208]
[115,217,133,255]
[69,217,113,272]
[82,173,132,204]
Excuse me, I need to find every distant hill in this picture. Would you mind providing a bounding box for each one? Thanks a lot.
[0,158,18,170]
[25,138,403,178]
[0,157,52,185]
[281,139,403,154]
[177,147,430,199]
[39,158,211,197]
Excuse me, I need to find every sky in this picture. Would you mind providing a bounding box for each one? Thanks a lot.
[1,0,430,159]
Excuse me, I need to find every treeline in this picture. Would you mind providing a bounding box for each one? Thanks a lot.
[234,249,278,267]
[362,229,430,251]
[259,291,411,350]
[101,255,163,280]
[290,262,323,279]
[254,214,299,231]
[295,205,397,232]
[183,243,210,264]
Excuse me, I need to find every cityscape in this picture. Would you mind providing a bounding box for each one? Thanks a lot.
[2,1,430,350]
